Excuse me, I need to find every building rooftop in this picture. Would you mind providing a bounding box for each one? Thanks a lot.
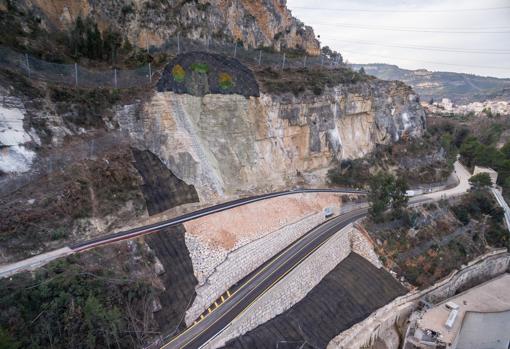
[417,273,510,347]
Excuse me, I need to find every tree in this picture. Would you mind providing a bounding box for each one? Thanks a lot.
[368,172,408,221]
[429,98,434,105]
[469,173,492,190]
[359,67,366,75]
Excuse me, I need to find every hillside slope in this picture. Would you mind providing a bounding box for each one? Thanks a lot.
[352,63,510,104]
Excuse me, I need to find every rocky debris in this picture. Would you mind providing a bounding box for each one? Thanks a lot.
[221,253,406,349]
[156,52,259,97]
[131,148,199,215]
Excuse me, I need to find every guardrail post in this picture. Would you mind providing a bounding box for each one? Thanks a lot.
[114,68,117,88]
[25,54,30,79]
[148,63,152,83]
[281,52,286,70]
[303,55,307,68]
[258,50,262,65]
[74,63,78,87]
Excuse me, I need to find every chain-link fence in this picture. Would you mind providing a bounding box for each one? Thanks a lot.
[0,36,341,89]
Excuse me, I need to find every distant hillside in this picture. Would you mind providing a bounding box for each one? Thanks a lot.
[351,63,510,104]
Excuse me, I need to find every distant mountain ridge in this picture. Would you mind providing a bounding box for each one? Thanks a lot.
[351,63,510,104]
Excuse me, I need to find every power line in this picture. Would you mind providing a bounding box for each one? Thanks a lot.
[334,39,510,54]
[292,5,510,13]
[341,49,510,71]
[314,23,510,34]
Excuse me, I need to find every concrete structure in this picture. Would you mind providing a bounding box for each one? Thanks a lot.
[206,223,380,348]
[473,166,498,186]
[328,249,510,349]
[406,273,510,348]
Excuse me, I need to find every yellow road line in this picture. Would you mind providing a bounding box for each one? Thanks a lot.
[161,209,366,348]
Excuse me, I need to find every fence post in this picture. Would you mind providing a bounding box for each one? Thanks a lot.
[74,63,78,87]
[177,32,180,54]
[24,53,31,78]
[258,50,262,65]
[114,68,117,88]
[281,53,286,70]
[303,55,307,68]
[148,63,152,84]
[234,43,237,58]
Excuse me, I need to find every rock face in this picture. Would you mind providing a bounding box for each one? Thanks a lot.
[20,0,320,54]
[117,79,426,201]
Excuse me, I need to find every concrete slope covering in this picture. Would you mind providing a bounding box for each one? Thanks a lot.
[222,253,406,349]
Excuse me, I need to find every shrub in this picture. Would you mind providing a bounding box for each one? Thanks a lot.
[190,63,209,74]
[218,72,234,90]
[172,64,186,82]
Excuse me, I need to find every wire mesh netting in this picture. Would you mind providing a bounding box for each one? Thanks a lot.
[0,37,342,89]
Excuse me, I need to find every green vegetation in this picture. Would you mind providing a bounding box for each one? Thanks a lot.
[256,67,367,96]
[172,64,186,82]
[469,173,492,189]
[368,172,409,222]
[190,63,209,74]
[0,255,156,348]
[370,191,506,288]
[218,72,234,90]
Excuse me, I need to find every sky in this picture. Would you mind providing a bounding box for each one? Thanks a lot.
[287,0,510,78]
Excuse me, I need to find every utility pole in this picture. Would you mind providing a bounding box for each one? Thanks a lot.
[281,53,286,70]
[114,68,117,88]
[74,63,78,87]
[148,63,152,84]
[320,55,324,68]
[258,50,262,65]
[177,32,180,54]
[234,43,237,58]
[303,55,307,68]
[25,54,30,79]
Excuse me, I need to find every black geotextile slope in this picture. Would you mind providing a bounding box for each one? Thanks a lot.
[156,51,259,97]
[223,253,407,349]
[145,225,197,336]
[131,148,199,216]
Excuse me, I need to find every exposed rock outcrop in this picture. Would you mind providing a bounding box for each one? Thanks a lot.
[117,78,426,201]
[18,0,320,54]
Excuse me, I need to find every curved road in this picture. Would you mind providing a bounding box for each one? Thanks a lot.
[0,188,365,279]
[161,207,369,349]
[160,197,437,349]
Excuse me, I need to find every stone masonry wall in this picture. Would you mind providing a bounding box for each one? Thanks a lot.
[350,224,382,269]
[185,211,325,324]
[327,249,510,349]
[206,224,355,348]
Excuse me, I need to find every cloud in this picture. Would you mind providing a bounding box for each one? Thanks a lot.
[287,0,510,78]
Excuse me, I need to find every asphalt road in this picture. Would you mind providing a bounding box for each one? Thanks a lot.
[161,207,369,349]
[0,188,365,278]
[160,195,434,349]
[71,188,365,252]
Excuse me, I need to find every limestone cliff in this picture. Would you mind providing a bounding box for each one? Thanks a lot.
[16,0,320,54]
[117,79,426,201]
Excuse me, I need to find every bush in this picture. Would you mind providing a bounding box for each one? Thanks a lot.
[190,63,209,74]
[218,72,234,90]
[172,64,186,82]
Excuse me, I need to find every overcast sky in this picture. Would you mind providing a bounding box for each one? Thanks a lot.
[287,0,510,78]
